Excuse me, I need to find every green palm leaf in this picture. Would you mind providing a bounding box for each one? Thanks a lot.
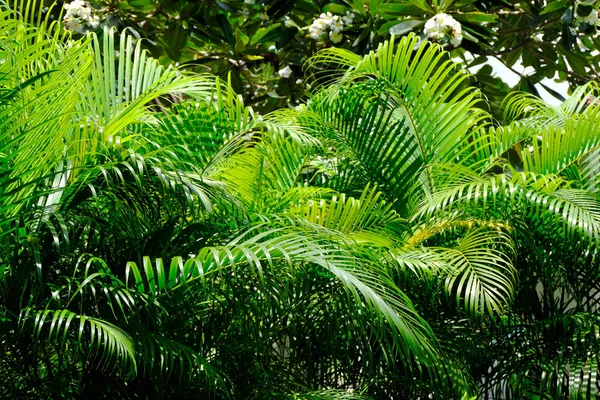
[124,228,441,369]
[305,35,491,213]
[19,308,136,376]
[417,164,600,243]
[288,185,404,247]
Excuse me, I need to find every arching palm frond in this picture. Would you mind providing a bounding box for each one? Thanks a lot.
[305,35,492,215]
[309,34,490,160]
[517,106,600,176]
[502,91,567,127]
[439,229,516,319]
[80,29,216,143]
[129,322,227,391]
[213,130,318,214]
[0,20,93,240]
[503,82,600,126]
[281,389,371,399]
[18,308,137,377]
[288,185,405,247]
[8,0,66,41]
[417,164,600,244]
[308,81,422,202]
[124,227,440,367]
[391,228,516,319]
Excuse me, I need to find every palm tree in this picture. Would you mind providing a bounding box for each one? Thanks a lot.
[305,35,600,398]
[0,7,453,399]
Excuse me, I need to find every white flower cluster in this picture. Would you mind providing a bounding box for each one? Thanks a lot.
[423,13,463,47]
[308,11,355,44]
[576,9,599,25]
[63,0,100,34]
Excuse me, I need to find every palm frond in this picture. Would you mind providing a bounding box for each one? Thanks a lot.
[440,229,516,318]
[0,32,93,225]
[19,308,137,377]
[282,389,371,399]
[288,184,404,247]
[305,35,492,213]
[417,164,600,243]
[519,107,600,176]
[483,313,600,399]
[124,227,442,372]
[130,322,227,391]
[79,28,216,146]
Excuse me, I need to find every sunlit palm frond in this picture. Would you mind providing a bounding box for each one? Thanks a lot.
[282,389,371,399]
[213,131,316,213]
[309,34,490,163]
[288,185,404,247]
[417,164,600,243]
[519,107,600,176]
[78,28,216,149]
[503,82,600,126]
[439,229,516,319]
[391,228,516,319]
[0,30,93,227]
[305,35,492,215]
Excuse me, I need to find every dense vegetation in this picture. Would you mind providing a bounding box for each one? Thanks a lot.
[2,1,600,399]
[49,0,600,114]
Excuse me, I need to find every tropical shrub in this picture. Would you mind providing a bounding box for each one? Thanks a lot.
[1,2,600,399]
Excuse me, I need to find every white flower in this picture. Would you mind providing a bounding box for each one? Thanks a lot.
[64,0,85,11]
[342,11,355,25]
[277,65,293,78]
[65,17,85,34]
[268,45,277,52]
[329,30,343,43]
[64,0,87,17]
[435,13,450,26]
[306,12,350,44]
[80,6,92,18]
[450,20,462,35]
[424,18,439,35]
[309,19,326,39]
[330,18,344,33]
[63,0,101,32]
[313,19,326,30]
[89,15,100,28]
[320,12,333,25]
[581,10,599,25]
[423,13,463,47]
[449,34,463,47]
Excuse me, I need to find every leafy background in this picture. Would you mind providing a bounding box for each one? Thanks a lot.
[52,0,600,115]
